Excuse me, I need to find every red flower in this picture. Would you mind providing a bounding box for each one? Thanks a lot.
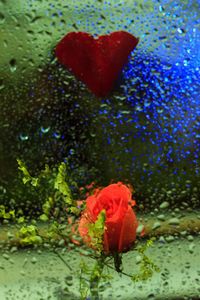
[78,182,138,253]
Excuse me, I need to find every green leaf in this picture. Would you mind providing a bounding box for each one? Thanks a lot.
[68,206,80,215]
[18,225,43,246]
[39,214,49,222]
[20,235,43,246]
[54,162,73,205]
[17,216,25,224]
[17,159,51,187]
[19,225,37,237]
[0,205,15,220]
[17,159,38,187]
[88,209,106,253]
[42,197,54,216]
[131,238,160,282]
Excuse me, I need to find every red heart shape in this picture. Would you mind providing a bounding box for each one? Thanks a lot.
[55,31,139,97]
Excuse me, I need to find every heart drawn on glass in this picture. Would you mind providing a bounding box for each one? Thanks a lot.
[55,31,139,97]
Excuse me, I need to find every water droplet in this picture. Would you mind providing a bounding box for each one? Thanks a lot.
[158,236,166,243]
[165,235,175,242]
[152,221,161,230]
[90,133,96,137]
[168,217,180,225]
[53,131,61,139]
[135,105,142,111]
[136,223,144,235]
[188,243,195,254]
[144,100,151,107]
[159,201,169,209]
[177,28,186,35]
[23,258,28,267]
[135,255,142,264]
[187,235,194,241]
[0,12,5,24]
[159,5,164,12]
[157,214,165,221]
[0,79,5,90]
[20,270,26,276]
[69,148,75,155]
[180,231,187,236]
[31,257,37,264]
[19,133,29,141]
[40,126,50,133]
[10,246,17,253]
[9,59,17,72]
[157,107,164,114]
[2,253,9,260]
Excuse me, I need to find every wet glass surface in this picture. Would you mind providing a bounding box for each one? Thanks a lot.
[0,0,200,299]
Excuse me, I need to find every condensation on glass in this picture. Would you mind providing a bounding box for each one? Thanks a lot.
[0,0,199,299]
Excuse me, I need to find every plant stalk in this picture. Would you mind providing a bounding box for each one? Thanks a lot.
[89,255,105,300]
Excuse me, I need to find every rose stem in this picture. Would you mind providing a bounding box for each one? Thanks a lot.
[89,255,105,300]
[113,252,123,272]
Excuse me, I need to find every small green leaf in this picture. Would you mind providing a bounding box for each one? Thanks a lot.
[131,238,160,282]
[18,225,43,246]
[20,235,43,246]
[54,162,73,205]
[0,205,15,220]
[17,216,25,224]
[88,209,106,253]
[39,214,49,221]
[42,197,54,216]
[68,206,80,215]
[17,159,38,187]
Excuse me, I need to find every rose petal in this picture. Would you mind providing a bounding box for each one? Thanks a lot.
[118,205,138,252]
[104,218,123,252]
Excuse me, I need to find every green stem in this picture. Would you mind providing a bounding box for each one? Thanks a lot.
[91,254,132,278]
[89,255,105,300]
[104,261,131,278]
[113,252,122,273]
[53,249,72,271]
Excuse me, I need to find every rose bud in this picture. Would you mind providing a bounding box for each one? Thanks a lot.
[78,182,138,253]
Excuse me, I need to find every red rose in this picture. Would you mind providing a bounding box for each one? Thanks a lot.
[78,182,138,253]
